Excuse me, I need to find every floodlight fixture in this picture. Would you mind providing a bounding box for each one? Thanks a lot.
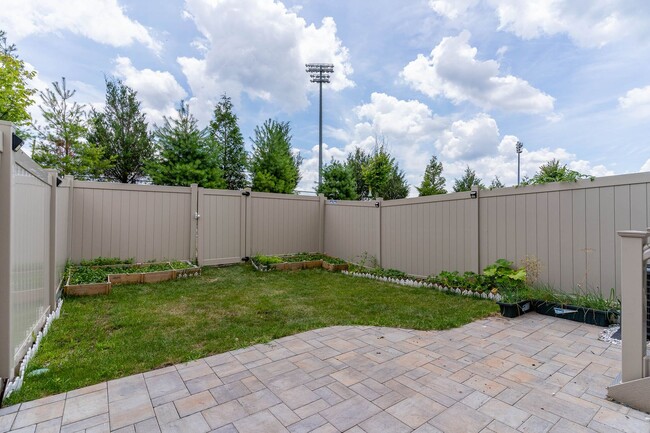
[516,141,524,185]
[305,63,334,187]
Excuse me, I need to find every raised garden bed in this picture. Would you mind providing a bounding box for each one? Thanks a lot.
[251,253,348,272]
[64,260,201,296]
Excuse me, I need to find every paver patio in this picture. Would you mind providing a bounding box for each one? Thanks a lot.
[1,313,649,433]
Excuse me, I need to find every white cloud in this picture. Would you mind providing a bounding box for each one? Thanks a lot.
[179,0,353,117]
[0,0,160,52]
[619,85,650,118]
[435,114,499,159]
[400,31,555,114]
[429,0,479,20]
[429,0,638,48]
[113,57,187,126]
[297,94,614,196]
[297,93,446,193]
[641,159,650,172]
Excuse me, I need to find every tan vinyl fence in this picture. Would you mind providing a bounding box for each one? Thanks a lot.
[3,116,650,383]
[0,121,70,380]
[324,174,650,298]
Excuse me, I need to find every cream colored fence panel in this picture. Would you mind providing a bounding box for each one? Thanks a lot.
[479,173,650,296]
[69,182,193,263]
[324,201,379,264]
[382,192,479,277]
[248,192,320,256]
[199,189,245,266]
[11,153,51,369]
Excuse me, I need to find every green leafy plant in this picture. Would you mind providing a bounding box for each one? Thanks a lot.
[79,257,134,266]
[252,254,284,267]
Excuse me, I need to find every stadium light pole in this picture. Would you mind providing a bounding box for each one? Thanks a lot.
[305,63,334,188]
[516,141,524,185]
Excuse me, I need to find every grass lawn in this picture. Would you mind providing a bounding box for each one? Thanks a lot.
[4,264,498,405]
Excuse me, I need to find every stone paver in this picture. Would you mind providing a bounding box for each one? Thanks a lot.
[2,314,650,432]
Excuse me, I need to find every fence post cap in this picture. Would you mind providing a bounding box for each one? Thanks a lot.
[617,230,650,239]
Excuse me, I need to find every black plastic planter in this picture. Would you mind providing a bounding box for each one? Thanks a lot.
[533,301,617,327]
[497,300,533,318]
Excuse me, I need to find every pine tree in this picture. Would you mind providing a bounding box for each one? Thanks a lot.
[316,161,358,200]
[32,77,112,178]
[209,94,248,189]
[417,155,446,196]
[250,119,302,193]
[453,165,485,192]
[346,147,370,200]
[147,101,224,188]
[87,78,154,183]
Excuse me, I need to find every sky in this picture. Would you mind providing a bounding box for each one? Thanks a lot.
[2,0,650,195]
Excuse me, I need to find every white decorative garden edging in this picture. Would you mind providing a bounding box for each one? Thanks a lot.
[341,270,503,302]
[2,298,63,401]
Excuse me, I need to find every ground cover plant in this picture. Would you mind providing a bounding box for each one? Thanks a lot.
[4,264,497,405]
[67,260,195,284]
[252,252,347,266]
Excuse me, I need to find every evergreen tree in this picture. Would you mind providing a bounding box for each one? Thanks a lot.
[250,119,302,193]
[417,155,446,196]
[316,161,358,200]
[209,94,248,189]
[362,144,409,200]
[147,101,224,188]
[453,166,485,192]
[489,175,505,189]
[87,78,154,183]
[521,159,591,185]
[0,30,36,127]
[32,77,112,178]
[346,147,370,200]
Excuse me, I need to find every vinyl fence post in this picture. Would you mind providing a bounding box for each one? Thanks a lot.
[65,175,74,261]
[190,184,198,264]
[197,187,205,267]
[617,230,649,382]
[244,188,252,258]
[45,169,58,312]
[376,197,383,268]
[0,121,15,380]
[318,194,325,254]
[472,185,481,274]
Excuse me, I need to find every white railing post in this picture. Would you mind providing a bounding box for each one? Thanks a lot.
[617,229,649,382]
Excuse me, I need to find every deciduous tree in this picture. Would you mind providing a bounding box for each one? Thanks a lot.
[0,30,36,127]
[362,143,409,200]
[521,159,591,185]
[316,161,358,200]
[346,147,370,200]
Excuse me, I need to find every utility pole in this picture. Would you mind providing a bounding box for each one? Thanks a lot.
[516,141,524,185]
[305,63,334,188]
